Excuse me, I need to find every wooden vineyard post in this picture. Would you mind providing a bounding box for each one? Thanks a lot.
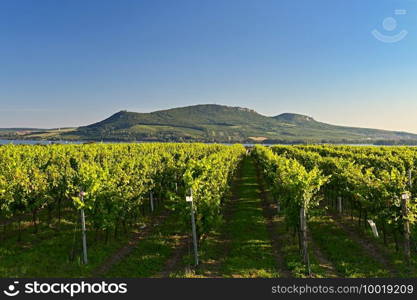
[300,206,311,276]
[150,191,154,213]
[80,191,88,264]
[401,193,411,262]
[337,196,342,214]
[186,190,199,266]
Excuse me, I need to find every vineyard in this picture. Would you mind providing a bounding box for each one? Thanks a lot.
[0,143,416,278]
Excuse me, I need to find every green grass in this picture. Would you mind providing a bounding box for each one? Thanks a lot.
[177,157,279,278]
[0,198,191,278]
[332,212,417,277]
[309,214,392,278]
[0,218,131,277]
[176,224,227,278]
[217,157,279,277]
[271,214,333,278]
[104,209,184,278]
[0,208,161,277]
[256,167,336,278]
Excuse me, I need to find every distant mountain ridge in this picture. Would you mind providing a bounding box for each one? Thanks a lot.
[2,104,417,144]
[66,104,417,144]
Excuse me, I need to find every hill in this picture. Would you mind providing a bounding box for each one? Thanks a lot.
[2,104,417,144]
[56,104,417,144]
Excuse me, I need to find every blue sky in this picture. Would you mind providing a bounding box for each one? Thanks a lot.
[1,0,417,132]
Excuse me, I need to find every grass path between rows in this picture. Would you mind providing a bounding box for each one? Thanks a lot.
[102,203,188,278]
[93,208,172,277]
[193,156,280,278]
[255,163,340,278]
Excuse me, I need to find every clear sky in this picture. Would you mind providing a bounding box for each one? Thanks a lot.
[1,0,417,132]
